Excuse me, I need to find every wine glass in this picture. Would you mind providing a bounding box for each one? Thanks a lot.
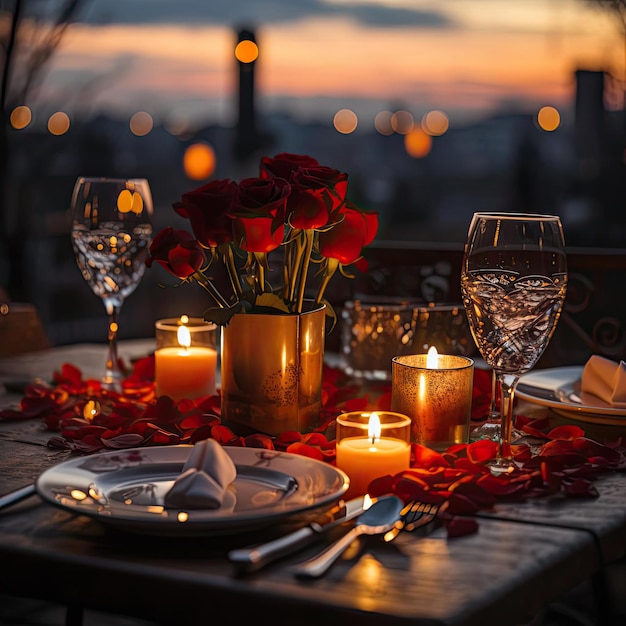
[70,177,153,390]
[461,212,567,473]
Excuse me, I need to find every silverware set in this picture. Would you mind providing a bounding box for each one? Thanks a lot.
[229,494,441,577]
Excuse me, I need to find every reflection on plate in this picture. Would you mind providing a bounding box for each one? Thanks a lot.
[36,446,349,536]
[516,366,626,426]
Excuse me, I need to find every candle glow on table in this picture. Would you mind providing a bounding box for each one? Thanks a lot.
[391,347,474,451]
[155,316,217,402]
[336,411,411,498]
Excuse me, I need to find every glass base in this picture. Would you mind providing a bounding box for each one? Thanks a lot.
[487,457,517,476]
[470,420,501,442]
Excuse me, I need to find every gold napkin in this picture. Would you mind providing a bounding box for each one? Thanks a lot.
[164,439,237,509]
[580,355,626,407]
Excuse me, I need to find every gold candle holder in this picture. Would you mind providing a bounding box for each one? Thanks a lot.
[391,349,474,451]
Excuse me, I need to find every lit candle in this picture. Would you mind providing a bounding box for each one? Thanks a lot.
[391,347,474,451]
[155,316,218,401]
[336,411,411,498]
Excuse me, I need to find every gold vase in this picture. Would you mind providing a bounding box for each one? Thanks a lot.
[220,303,326,435]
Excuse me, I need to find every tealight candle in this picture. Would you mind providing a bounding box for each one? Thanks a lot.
[155,316,217,401]
[391,346,474,451]
[336,411,411,498]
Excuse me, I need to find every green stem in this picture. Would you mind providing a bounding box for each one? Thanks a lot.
[316,257,339,304]
[254,252,266,294]
[296,229,315,313]
[287,231,304,303]
[224,244,242,298]
[193,271,229,308]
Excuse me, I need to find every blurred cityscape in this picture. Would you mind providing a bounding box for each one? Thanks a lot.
[1,16,625,348]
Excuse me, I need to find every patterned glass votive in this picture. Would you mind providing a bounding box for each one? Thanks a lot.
[341,299,474,380]
[391,351,474,451]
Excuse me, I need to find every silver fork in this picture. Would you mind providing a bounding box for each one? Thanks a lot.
[383,500,439,542]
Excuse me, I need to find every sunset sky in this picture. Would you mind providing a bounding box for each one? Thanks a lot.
[31,0,624,129]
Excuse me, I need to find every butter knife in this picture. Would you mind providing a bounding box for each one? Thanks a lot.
[0,483,36,511]
[228,495,370,573]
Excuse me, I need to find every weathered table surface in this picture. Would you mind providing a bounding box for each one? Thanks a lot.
[0,343,625,626]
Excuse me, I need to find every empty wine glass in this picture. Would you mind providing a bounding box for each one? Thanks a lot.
[70,177,153,390]
[461,212,567,473]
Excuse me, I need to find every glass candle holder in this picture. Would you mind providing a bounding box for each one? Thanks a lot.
[391,352,474,451]
[341,299,475,380]
[336,411,411,498]
[155,316,217,401]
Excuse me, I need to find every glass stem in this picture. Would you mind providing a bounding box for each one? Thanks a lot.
[488,369,500,421]
[103,299,123,391]
[497,373,519,462]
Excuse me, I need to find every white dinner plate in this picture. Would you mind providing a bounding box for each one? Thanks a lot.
[36,445,349,536]
[516,366,626,426]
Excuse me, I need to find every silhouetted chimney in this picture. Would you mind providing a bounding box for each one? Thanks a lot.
[234,27,260,161]
[575,69,606,179]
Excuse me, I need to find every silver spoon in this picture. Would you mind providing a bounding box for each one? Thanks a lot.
[293,495,404,579]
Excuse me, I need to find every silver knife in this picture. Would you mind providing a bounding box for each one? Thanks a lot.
[228,495,371,573]
[0,483,37,511]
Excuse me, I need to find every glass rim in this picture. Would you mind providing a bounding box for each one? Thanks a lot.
[336,410,412,429]
[392,354,474,371]
[155,317,216,332]
[472,211,561,221]
[75,176,149,185]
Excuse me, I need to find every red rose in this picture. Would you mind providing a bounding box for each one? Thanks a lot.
[259,152,319,181]
[288,166,349,229]
[318,202,379,265]
[146,227,204,279]
[173,179,237,247]
[229,177,291,253]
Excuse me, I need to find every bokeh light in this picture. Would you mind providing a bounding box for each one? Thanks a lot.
[333,109,358,134]
[422,110,449,136]
[235,40,259,63]
[47,112,70,136]
[391,110,414,135]
[130,111,153,136]
[183,143,216,180]
[537,106,560,131]
[10,105,32,130]
[404,128,432,158]
[374,111,394,136]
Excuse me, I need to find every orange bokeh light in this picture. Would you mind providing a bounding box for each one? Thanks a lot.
[10,105,32,130]
[183,143,216,180]
[374,111,394,136]
[48,112,70,136]
[537,106,560,131]
[404,128,432,158]
[333,109,358,134]
[391,110,414,135]
[130,111,153,136]
[421,110,449,136]
[235,40,259,63]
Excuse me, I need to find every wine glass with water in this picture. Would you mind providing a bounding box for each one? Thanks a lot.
[70,177,153,390]
[461,212,567,473]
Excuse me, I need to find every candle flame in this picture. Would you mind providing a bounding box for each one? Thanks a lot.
[426,345,439,369]
[368,412,381,444]
[177,324,191,349]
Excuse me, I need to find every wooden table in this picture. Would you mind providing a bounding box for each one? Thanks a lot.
[0,343,625,626]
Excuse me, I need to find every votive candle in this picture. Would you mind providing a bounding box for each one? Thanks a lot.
[336,411,411,498]
[155,316,217,401]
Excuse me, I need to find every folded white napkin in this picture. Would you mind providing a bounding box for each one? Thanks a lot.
[580,355,626,407]
[164,439,237,509]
